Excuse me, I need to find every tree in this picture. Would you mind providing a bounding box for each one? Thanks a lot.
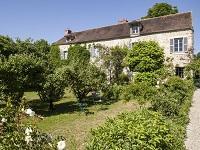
[38,66,69,111]
[143,3,178,18]
[125,41,164,72]
[67,44,90,65]
[197,52,200,58]
[49,45,62,68]
[95,45,128,84]
[0,54,45,104]
[0,35,17,60]
[65,45,106,102]
[186,57,200,78]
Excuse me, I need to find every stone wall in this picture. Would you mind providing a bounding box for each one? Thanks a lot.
[59,29,194,67]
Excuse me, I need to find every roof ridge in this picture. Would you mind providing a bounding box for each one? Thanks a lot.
[72,22,129,34]
[72,12,191,34]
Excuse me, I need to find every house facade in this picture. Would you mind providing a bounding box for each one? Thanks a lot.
[55,12,194,77]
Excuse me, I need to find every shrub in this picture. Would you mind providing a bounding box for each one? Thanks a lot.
[151,76,194,117]
[86,109,184,150]
[122,82,156,104]
[134,72,158,86]
[102,84,122,101]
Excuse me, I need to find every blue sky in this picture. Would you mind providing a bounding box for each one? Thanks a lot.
[0,0,199,53]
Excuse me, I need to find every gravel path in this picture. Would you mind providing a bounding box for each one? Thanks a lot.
[185,89,200,150]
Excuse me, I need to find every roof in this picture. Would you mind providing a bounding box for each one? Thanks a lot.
[55,12,193,45]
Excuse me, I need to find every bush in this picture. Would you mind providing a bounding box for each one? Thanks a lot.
[134,72,158,86]
[151,76,194,117]
[122,82,156,104]
[86,109,184,150]
[102,84,122,101]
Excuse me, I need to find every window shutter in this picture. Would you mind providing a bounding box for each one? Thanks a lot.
[184,37,188,53]
[170,39,174,53]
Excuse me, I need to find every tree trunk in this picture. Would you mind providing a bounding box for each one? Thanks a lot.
[49,100,54,112]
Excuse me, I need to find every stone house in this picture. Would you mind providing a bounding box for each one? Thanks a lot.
[55,12,194,78]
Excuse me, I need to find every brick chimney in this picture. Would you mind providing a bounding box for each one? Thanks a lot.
[64,29,72,36]
[118,19,128,24]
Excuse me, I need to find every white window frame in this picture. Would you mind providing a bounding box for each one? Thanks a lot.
[63,50,68,59]
[90,46,99,58]
[131,26,139,34]
[170,37,188,53]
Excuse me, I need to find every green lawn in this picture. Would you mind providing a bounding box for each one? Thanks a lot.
[24,91,139,150]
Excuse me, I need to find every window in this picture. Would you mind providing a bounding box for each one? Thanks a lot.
[175,67,184,78]
[63,51,68,59]
[170,37,188,53]
[132,26,139,34]
[90,47,99,58]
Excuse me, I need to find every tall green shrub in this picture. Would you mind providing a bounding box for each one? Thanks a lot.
[125,41,164,72]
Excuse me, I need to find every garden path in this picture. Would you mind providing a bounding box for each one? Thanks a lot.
[185,89,200,150]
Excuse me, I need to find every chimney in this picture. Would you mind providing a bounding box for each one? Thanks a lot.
[118,19,128,24]
[64,29,72,36]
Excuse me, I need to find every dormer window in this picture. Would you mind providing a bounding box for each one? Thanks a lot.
[132,26,139,34]
[130,24,140,37]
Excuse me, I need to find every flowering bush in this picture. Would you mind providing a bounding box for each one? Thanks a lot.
[0,100,66,150]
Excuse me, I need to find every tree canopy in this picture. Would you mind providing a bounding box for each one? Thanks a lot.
[125,41,164,72]
[65,45,106,102]
[143,3,178,19]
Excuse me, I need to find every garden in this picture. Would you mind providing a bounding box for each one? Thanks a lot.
[0,34,198,150]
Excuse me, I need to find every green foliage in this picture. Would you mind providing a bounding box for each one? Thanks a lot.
[109,46,127,84]
[197,52,200,58]
[134,72,158,86]
[0,54,45,103]
[66,64,106,102]
[87,109,184,150]
[96,45,128,84]
[151,76,194,117]
[102,84,122,101]
[126,41,164,72]
[65,45,106,101]
[143,3,178,18]
[186,57,200,87]
[49,45,62,68]
[122,82,156,104]
[0,35,17,60]
[38,66,69,111]
[67,44,90,66]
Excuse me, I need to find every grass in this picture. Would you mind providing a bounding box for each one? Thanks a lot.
[24,90,140,150]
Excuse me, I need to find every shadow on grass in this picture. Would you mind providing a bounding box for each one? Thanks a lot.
[27,96,117,117]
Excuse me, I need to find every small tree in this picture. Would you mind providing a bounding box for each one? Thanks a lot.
[66,65,106,102]
[65,45,106,102]
[49,45,62,68]
[95,45,128,84]
[0,54,45,104]
[143,3,178,18]
[125,41,164,72]
[38,67,69,111]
